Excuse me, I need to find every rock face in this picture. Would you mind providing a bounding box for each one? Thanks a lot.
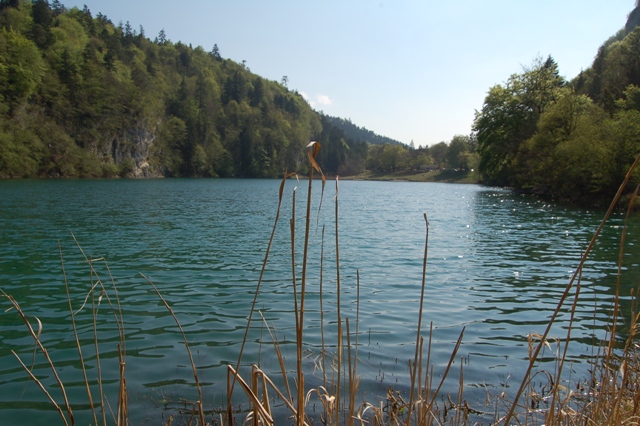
[626,6,640,35]
[110,120,162,178]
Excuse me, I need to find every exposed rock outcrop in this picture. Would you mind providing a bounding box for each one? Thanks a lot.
[110,120,162,178]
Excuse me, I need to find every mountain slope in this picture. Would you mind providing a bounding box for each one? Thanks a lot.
[0,0,376,178]
[323,114,406,147]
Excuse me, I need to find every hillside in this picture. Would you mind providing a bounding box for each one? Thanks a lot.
[322,114,406,147]
[0,0,371,178]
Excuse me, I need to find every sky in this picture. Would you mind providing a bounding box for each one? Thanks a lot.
[61,0,635,147]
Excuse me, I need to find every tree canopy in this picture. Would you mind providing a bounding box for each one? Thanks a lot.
[473,56,565,186]
[473,12,640,206]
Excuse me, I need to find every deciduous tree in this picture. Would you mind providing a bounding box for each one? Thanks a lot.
[473,56,564,185]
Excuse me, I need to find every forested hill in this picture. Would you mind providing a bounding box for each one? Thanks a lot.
[5,0,640,208]
[473,4,640,206]
[0,0,370,178]
[322,115,406,147]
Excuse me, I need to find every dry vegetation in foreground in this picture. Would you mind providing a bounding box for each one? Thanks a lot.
[2,143,640,425]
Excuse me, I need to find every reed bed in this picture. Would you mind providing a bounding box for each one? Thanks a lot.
[2,145,640,425]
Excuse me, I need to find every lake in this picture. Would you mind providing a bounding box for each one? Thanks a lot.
[0,178,637,425]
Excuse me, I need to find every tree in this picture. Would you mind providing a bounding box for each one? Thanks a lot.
[380,144,405,171]
[429,142,448,168]
[30,0,53,48]
[0,29,45,112]
[211,43,221,60]
[249,77,264,107]
[514,88,606,197]
[0,0,20,11]
[0,0,32,33]
[157,28,166,45]
[51,0,65,16]
[473,56,565,185]
[615,84,640,112]
[598,28,640,113]
[407,149,433,171]
[609,96,640,187]
[446,135,470,169]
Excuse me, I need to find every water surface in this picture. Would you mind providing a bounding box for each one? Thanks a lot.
[0,179,637,425]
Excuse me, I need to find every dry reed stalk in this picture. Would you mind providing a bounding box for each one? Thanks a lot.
[348,270,362,426]
[422,323,433,425]
[624,302,640,419]
[573,185,640,426]
[502,152,640,425]
[345,318,359,426]
[91,281,108,426]
[353,401,383,426]
[293,142,326,425]
[226,367,233,425]
[259,311,294,403]
[60,243,99,426]
[251,365,260,426]
[1,291,75,425]
[253,365,300,416]
[297,142,323,424]
[226,172,297,423]
[407,213,430,424]
[607,184,640,424]
[305,386,337,424]
[290,183,305,424]
[456,357,465,424]
[385,387,407,424]
[335,176,343,426]
[355,269,361,373]
[341,277,361,421]
[70,233,126,339]
[117,343,127,426]
[227,366,274,425]
[619,315,640,422]
[291,181,300,359]
[10,349,69,426]
[320,225,327,389]
[415,337,424,425]
[256,365,272,421]
[546,261,583,424]
[70,233,128,425]
[423,326,465,422]
[143,274,205,426]
[535,188,640,426]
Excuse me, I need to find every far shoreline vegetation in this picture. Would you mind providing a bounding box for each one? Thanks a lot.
[343,168,478,184]
[2,1,640,207]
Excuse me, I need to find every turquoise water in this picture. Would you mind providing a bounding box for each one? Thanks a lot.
[0,179,638,425]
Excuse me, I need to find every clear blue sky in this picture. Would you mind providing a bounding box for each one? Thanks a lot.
[62,0,634,147]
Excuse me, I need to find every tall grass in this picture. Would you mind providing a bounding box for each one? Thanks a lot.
[2,145,640,425]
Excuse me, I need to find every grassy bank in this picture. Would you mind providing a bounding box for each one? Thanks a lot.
[344,169,479,184]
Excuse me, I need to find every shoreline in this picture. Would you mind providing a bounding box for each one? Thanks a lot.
[339,169,479,184]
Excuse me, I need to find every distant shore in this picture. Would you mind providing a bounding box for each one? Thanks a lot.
[340,169,479,184]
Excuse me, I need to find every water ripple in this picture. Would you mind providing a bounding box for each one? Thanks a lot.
[0,179,638,424]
